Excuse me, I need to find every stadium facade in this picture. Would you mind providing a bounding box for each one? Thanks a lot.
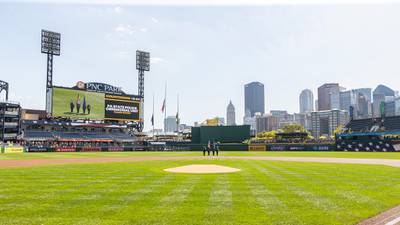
[17,81,145,152]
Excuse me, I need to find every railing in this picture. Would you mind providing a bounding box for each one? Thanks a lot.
[3,122,18,127]
[4,111,19,116]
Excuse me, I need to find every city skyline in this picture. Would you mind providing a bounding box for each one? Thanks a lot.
[1,3,400,130]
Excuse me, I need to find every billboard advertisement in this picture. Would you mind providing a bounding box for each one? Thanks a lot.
[52,87,140,121]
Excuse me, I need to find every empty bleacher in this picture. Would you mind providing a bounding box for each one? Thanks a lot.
[24,130,53,139]
[346,116,400,132]
[24,130,133,141]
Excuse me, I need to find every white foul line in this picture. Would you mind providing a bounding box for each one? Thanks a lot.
[386,216,400,225]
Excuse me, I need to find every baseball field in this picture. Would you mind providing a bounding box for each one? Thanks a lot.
[1,151,400,225]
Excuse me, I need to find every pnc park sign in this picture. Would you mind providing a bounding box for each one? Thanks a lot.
[75,81,126,95]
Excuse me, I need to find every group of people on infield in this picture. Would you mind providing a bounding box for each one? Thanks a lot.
[203,140,220,156]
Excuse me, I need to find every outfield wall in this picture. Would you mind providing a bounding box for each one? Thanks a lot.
[191,126,251,144]
[23,143,338,152]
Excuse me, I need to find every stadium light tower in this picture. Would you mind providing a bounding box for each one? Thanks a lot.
[136,50,150,132]
[0,80,9,101]
[41,29,61,113]
[136,50,150,98]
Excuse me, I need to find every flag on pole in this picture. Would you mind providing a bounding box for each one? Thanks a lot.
[176,111,180,125]
[161,99,166,113]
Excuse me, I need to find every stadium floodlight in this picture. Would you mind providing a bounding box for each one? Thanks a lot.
[0,80,9,101]
[135,50,150,132]
[136,50,150,99]
[41,30,61,56]
[136,50,150,72]
[41,29,61,114]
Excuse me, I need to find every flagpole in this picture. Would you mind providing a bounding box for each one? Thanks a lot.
[164,83,167,132]
[176,93,179,133]
[152,93,155,139]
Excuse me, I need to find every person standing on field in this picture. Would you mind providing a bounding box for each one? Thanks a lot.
[82,96,87,114]
[76,94,81,114]
[207,140,211,156]
[202,145,206,156]
[211,140,215,156]
[70,99,75,113]
[216,141,220,156]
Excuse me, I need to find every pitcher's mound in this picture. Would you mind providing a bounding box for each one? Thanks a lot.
[164,164,240,174]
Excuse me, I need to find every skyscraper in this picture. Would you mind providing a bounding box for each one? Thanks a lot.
[339,90,357,112]
[354,88,372,119]
[164,116,178,133]
[318,83,340,111]
[299,89,314,113]
[226,100,236,126]
[373,84,395,117]
[244,82,265,117]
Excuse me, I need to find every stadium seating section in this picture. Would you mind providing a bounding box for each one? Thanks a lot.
[24,130,133,140]
[346,115,400,132]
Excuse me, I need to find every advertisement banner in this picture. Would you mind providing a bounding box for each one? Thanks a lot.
[108,146,124,152]
[4,146,24,153]
[28,146,50,152]
[81,147,102,152]
[248,145,266,151]
[55,147,76,152]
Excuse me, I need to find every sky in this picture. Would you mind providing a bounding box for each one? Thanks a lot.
[1,1,400,130]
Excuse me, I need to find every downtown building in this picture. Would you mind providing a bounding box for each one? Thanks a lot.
[164,116,178,133]
[318,83,341,111]
[294,113,312,132]
[311,109,349,138]
[244,82,265,117]
[255,114,279,133]
[383,97,400,117]
[339,88,372,119]
[299,89,314,113]
[270,110,311,132]
[354,88,372,119]
[226,100,236,126]
[372,84,395,118]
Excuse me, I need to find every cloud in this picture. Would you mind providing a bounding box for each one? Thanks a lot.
[151,57,166,64]
[114,6,122,13]
[115,24,147,35]
[151,17,159,23]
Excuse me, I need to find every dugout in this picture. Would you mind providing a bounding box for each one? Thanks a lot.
[191,125,250,144]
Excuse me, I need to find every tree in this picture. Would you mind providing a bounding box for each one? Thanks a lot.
[256,130,277,139]
[334,125,344,135]
[319,136,328,141]
[281,124,307,133]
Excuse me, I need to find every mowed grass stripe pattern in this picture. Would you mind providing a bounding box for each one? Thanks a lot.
[4,151,400,160]
[0,160,400,224]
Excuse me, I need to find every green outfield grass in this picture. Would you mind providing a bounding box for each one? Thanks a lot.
[2,151,400,160]
[0,159,399,225]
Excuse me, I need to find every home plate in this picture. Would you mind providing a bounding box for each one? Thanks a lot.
[164,164,241,174]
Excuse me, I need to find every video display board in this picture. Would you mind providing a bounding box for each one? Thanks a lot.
[52,87,140,121]
[104,94,140,121]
